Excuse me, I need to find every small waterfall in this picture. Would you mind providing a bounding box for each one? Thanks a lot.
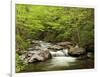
[50,49,69,57]
[62,49,68,56]
[30,40,69,57]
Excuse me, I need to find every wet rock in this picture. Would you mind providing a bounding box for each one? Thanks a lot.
[28,48,34,51]
[68,45,86,57]
[56,42,73,48]
[28,50,52,63]
[21,50,52,63]
[48,45,63,50]
[87,52,94,59]
[77,55,88,60]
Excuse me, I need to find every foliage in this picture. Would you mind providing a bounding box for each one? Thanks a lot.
[16,4,94,52]
[16,53,26,72]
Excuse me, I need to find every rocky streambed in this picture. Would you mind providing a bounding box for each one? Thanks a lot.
[19,40,91,63]
[17,40,94,72]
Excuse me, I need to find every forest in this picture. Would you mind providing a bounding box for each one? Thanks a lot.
[16,4,94,72]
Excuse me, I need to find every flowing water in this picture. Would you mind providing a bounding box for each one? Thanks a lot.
[20,40,94,72]
[21,56,94,72]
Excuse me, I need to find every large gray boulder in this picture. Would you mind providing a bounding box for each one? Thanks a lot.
[21,50,52,63]
[68,45,86,57]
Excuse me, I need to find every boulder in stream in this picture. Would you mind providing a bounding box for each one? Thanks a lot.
[68,45,86,57]
[21,50,52,63]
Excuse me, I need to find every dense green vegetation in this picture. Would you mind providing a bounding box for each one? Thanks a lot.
[15,4,94,72]
[16,53,27,72]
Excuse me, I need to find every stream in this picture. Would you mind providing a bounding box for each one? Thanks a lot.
[20,40,94,72]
